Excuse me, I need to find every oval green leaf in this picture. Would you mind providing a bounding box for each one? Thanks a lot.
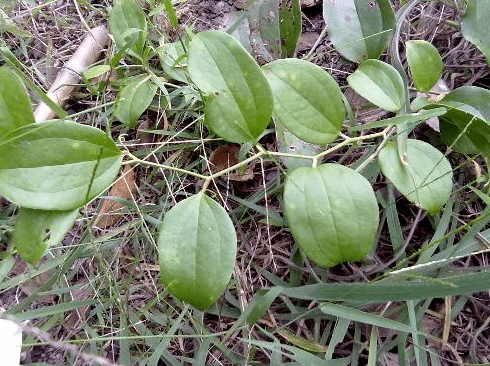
[263,58,345,145]
[439,118,479,155]
[108,0,147,57]
[246,0,301,60]
[429,86,490,157]
[248,0,281,61]
[13,208,79,264]
[347,59,405,112]
[283,163,379,267]
[406,40,442,93]
[279,0,301,58]
[275,123,321,170]
[378,139,452,215]
[0,120,122,210]
[158,193,237,310]
[0,66,34,139]
[461,0,490,66]
[159,41,188,83]
[323,0,395,62]
[114,75,158,127]
[188,30,273,143]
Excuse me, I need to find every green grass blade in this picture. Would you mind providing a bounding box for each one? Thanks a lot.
[325,317,350,359]
[282,270,490,301]
[321,303,417,334]
[0,47,67,119]
[118,311,131,365]
[349,108,446,131]
[162,0,178,28]
[148,305,189,366]
[244,339,350,366]
[407,300,428,366]
[367,326,377,366]
[11,300,98,321]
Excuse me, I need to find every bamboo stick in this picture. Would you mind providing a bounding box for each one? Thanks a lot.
[34,25,109,122]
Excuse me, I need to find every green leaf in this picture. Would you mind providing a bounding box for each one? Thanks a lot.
[108,0,147,58]
[320,303,417,333]
[11,300,98,321]
[347,59,405,112]
[461,0,490,66]
[283,163,379,267]
[323,0,395,62]
[226,11,253,53]
[349,108,447,131]
[83,64,111,80]
[0,66,35,139]
[158,41,188,83]
[188,30,273,143]
[12,208,78,264]
[263,58,345,145]
[275,124,321,170]
[0,120,122,210]
[246,286,283,325]
[245,0,301,59]
[406,40,442,93]
[439,118,479,155]
[378,139,452,215]
[0,47,67,119]
[114,75,158,127]
[158,192,237,311]
[281,270,490,302]
[0,8,32,37]
[248,0,281,61]
[162,0,178,28]
[429,86,490,157]
[279,0,301,58]
[325,318,349,359]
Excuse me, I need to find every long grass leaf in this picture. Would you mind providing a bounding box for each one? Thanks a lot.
[148,305,189,366]
[321,303,417,333]
[282,270,490,301]
[407,300,428,366]
[325,317,350,359]
[12,300,98,321]
[367,326,377,366]
[244,339,350,366]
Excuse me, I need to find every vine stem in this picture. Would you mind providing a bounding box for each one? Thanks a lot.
[124,149,267,194]
[202,150,266,193]
[355,126,396,173]
[125,127,392,188]
[124,151,207,180]
[390,0,421,164]
[312,126,393,167]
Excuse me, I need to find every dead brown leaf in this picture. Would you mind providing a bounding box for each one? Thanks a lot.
[94,165,137,229]
[136,118,154,145]
[208,144,255,182]
[64,277,94,334]
[11,256,56,304]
